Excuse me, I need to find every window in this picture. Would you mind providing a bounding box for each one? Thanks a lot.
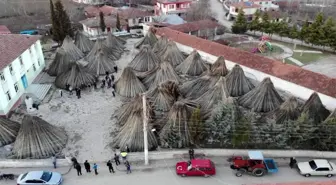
[37,59,41,66]
[0,72,5,81]
[5,91,11,101]
[19,56,23,66]
[316,168,330,171]
[14,83,19,92]
[20,173,28,180]
[41,172,52,182]
[169,4,174,9]
[33,64,36,71]
[9,64,14,75]
[309,160,317,170]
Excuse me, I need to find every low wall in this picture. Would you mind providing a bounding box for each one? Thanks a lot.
[172,41,336,110]
[2,149,336,168]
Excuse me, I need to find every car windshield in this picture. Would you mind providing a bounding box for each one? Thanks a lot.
[309,160,317,170]
[20,173,28,180]
[40,172,52,182]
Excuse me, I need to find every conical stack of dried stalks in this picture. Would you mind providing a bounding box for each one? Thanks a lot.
[11,115,68,159]
[226,64,254,97]
[272,96,301,125]
[113,112,158,152]
[152,36,168,55]
[142,61,181,89]
[238,77,284,112]
[0,118,20,147]
[301,92,330,123]
[161,41,185,66]
[159,99,198,147]
[129,45,160,72]
[134,30,158,49]
[87,39,122,62]
[113,94,153,126]
[105,32,125,51]
[176,50,208,76]
[55,62,96,89]
[47,48,72,76]
[147,81,180,112]
[86,51,116,75]
[195,77,232,117]
[210,56,228,76]
[74,31,94,53]
[61,35,84,61]
[115,67,146,97]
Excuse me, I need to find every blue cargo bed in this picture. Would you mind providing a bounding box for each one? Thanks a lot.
[264,158,278,173]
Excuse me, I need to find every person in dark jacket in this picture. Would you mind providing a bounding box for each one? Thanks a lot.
[114,153,120,166]
[111,74,115,82]
[84,160,91,173]
[114,66,118,73]
[126,145,130,153]
[125,160,131,174]
[107,160,115,173]
[75,163,82,176]
[289,157,297,168]
[188,148,195,160]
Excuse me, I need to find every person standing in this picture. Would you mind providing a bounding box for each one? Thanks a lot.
[75,163,82,176]
[289,157,297,168]
[59,89,63,98]
[107,78,112,88]
[112,88,115,97]
[93,163,98,175]
[114,153,120,166]
[126,145,130,153]
[107,160,115,173]
[111,74,115,82]
[125,161,131,174]
[112,83,115,90]
[189,148,195,160]
[69,86,73,95]
[114,66,118,73]
[84,160,91,173]
[78,88,81,99]
[51,154,56,169]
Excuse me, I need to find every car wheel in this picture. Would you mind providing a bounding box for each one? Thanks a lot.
[304,174,311,177]
[327,174,333,178]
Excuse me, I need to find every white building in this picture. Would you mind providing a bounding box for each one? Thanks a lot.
[72,0,105,5]
[155,0,192,16]
[250,0,279,11]
[0,34,45,116]
[228,0,279,20]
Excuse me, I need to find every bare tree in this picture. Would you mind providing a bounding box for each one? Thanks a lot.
[184,0,215,22]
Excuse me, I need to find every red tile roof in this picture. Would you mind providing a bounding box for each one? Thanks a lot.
[230,2,261,8]
[115,8,153,19]
[0,25,11,34]
[153,27,336,98]
[167,20,220,33]
[0,34,40,70]
[84,5,116,18]
[80,16,127,28]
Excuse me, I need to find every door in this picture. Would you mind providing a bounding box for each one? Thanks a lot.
[315,167,331,176]
[21,75,28,89]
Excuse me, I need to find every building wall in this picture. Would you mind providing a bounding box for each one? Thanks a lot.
[230,7,258,16]
[73,0,105,5]
[0,40,45,115]
[156,2,190,15]
[253,0,279,10]
[82,24,120,37]
[159,36,336,110]
[128,16,152,27]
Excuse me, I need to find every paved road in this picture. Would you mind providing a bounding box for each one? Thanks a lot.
[3,158,336,185]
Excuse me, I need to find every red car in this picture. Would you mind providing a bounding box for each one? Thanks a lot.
[176,159,216,177]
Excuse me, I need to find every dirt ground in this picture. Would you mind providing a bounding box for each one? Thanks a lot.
[0,0,86,33]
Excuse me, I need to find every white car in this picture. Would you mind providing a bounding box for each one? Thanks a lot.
[297,159,336,178]
[17,171,63,185]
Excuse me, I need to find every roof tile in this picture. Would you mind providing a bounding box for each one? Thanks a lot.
[168,19,220,34]
[154,27,336,98]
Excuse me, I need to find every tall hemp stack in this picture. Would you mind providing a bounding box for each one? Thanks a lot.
[161,41,185,66]
[47,48,72,76]
[86,39,122,62]
[271,96,301,125]
[105,32,125,51]
[113,112,158,151]
[55,62,96,89]
[0,118,20,147]
[115,67,146,97]
[74,31,94,54]
[11,115,68,159]
[301,92,330,123]
[176,50,209,76]
[238,77,284,112]
[210,56,228,76]
[159,99,199,148]
[86,51,117,75]
[129,45,160,72]
[225,64,255,97]
[113,94,153,126]
[134,30,158,49]
[146,81,180,112]
[152,36,168,55]
[61,35,84,61]
[142,61,181,89]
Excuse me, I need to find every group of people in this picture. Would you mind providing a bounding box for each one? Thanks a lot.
[101,71,116,97]
[65,84,82,99]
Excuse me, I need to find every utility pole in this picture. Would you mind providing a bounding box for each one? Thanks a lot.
[142,93,149,165]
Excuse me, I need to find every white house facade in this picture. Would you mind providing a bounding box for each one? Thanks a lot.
[0,35,45,116]
[72,0,105,5]
[155,0,192,16]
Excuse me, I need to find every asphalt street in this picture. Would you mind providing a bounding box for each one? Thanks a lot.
[2,158,336,185]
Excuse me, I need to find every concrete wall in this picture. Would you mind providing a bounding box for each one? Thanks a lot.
[73,0,104,5]
[0,40,45,115]
[230,7,257,16]
[166,38,336,110]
